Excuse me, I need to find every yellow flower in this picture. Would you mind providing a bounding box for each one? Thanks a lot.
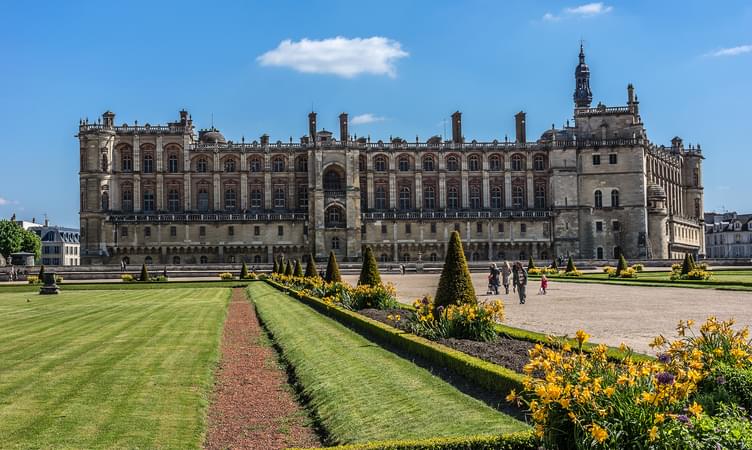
[603,387,615,398]
[590,423,608,443]
[575,329,590,346]
[688,401,703,417]
[505,390,518,403]
[654,413,665,424]
[648,425,658,442]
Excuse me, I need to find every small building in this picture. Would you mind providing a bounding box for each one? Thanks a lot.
[704,212,752,259]
[30,224,81,266]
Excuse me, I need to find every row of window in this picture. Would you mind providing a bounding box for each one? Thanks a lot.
[119,155,303,174]
[592,154,618,165]
[121,224,290,239]
[370,184,547,210]
[594,189,620,208]
[372,222,528,235]
[367,154,546,172]
[595,247,623,259]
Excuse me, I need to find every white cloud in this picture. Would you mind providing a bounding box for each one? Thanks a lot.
[257,36,409,78]
[706,44,752,57]
[543,2,612,21]
[0,197,13,206]
[351,114,386,125]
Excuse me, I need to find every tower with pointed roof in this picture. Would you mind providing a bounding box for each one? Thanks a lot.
[573,44,593,108]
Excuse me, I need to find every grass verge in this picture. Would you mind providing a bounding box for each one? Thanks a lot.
[248,282,529,445]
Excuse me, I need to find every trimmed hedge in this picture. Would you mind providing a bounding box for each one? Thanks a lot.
[434,231,476,310]
[358,246,382,286]
[290,431,538,450]
[264,279,524,398]
[305,254,318,278]
[326,251,342,283]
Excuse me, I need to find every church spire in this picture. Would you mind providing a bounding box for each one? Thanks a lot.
[573,43,593,108]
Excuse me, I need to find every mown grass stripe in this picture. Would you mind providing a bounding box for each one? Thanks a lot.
[248,282,528,445]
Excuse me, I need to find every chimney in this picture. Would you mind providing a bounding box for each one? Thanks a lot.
[179,109,189,125]
[627,83,635,105]
[308,112,317,145]
[102,111,115,128]
[44,217,49,227]
[339,112,348,142]
[451,111,462,144]
[260,134,269,145]
[515,111,526,143]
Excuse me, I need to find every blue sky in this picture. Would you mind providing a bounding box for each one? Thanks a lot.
[1,0,750,227]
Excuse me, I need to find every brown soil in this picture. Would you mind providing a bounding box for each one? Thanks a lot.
[204,288,320,450]
[359,308,533,374]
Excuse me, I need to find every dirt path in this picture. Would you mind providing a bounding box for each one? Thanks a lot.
[204,288,320,450]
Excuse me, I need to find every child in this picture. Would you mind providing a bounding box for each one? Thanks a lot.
[539,274,548,295]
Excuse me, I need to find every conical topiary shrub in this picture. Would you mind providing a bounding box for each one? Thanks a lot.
[272,258,279,274]
[688,253,696,270]
[527,256,536,270]
[325,251,341,283]
[616,254,628,276]
[358,246,382,286]
[681,253,692,275]
[277,256,285,274]
[37,264,45,282]
[305,254,318,278]
[140,263,149,282]
[240,261,249,279]
[284,260,293,276]
[551,258,558,270]
[434,231,476,311]
[566,256,576,273]
[294,259,303,277]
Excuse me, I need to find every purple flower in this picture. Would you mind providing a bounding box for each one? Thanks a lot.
[656,372,675,385]
[677,414,690,424]
[658,353,671,364]
[437,305,445,314]
[716,375,726,385]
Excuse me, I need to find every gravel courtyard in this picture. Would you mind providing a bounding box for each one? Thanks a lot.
[343,273,752,355]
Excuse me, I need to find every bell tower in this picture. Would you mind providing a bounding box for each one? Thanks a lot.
[573,44,593,109]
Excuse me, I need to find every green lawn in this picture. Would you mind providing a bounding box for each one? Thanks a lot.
[248,282,528,445]
[0,287,229,449]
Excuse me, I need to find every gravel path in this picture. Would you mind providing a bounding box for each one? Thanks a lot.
[344,273,752,355]
[204,288,320,450]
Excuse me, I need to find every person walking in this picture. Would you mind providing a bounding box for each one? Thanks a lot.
[512,262,519,294]
[516,262,528,304]
[501,261,512,295]
[539,274,548,295]
[400,264,406,275]
[488,263,500,295]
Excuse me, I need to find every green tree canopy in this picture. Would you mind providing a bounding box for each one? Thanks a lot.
[358,246,382,286]
[325,251,342,283]
[434,231,476,311]
[0,220,41,260]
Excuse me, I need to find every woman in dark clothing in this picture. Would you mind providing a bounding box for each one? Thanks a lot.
[512,263,519,294]
[488,263,500,295]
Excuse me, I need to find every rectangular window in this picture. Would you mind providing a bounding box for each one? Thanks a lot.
[592,154,601,165]
[144,226,151,237]
[520,223,527,234]
[613,220,620,231]
[228,226,234,236]
[609,154,618,164]
[199,226,206,237]
[498,223,504,233]
[277,225,284,236]
[120,226,128,237]
[476,223,483,233]
[381,224,387,234]
[170,226,177,237]
[596,221,603,232]
[254,225,260,236]
[454,223,460,231]
[405,224,411,234]
[430,223,437,233]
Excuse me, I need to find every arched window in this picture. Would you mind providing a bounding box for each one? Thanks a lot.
[422,156,435,171]
[144,256,153,265]
[597,247,604,259]
[534,154,545,171]
[469,186,481,208]
[253,255,261,263]
[491,187,503,209]
[143,155,154,173]
[196,158,208,173]
[594,190,603,208]
[359,156,366,171]
[534,184,546,209]
[399,186,411,210]
[447,186,459,209]
[143,190,155,212]
[200,255,208,264]
[327,207,342,227]
[468,155,480,171]
[250,189,263,209]
[122,154,133,172]
[122,189,133,212]
[224,159,236,172]
[380,253,389,262]
[489,154,501,171]
[101,154,108,172]
[694,198,700,217]
[297,185,308,208]
[197,188,209,212]
[424,186,435,209]
[168,154,178,173]
[224,188,237,211]
[511,154,523,171]
[398,155,410,171]
[446,155,459,171]
[249,158,262,173]
[375,186,387,209]
[168,189,180,212]
[611,190,619,208]
[512,185,525,209]
[430,253,438,262]
[401,253,410,262]
[613,246,622,259]
[272,157,285,172]
[273,187,285,209]
[296,156,308,172]
[172,256,181,265]
[323,169,343,190]
[101,192,109,211]
[374,156,387,172]
[331,237,340,249]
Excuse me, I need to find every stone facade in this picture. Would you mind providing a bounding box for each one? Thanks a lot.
[78,46,704,265]
[705,212,752,259]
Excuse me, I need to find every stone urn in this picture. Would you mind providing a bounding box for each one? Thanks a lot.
[39,272,60,295]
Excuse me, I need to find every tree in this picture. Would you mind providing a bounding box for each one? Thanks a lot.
[272,258,279,274]
[37,264,45,281]
[616,254,628,276]
[551,258,559,270]
[681,253,693,275]
[566,256,577,273]
[528,256,536,270]
[284,260,293,276]
[294,259,303,277]
[434,231,476,311]
[20,230,41,260]
[305,254,318,278]
[358,246,382,286]
[325,251,341,283]
[240,261,249,279]
[139,263,149,282]
[0,220,40,260]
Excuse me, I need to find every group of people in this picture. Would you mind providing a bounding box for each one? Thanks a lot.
[487,261,548,305]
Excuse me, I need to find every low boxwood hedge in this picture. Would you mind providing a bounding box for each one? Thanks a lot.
[264,279,525,398]
[290,431,538,450]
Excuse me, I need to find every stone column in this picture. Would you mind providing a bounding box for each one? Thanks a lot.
[439,172,446,208]
[240,173,248,210]
[415,172,423,210]
[527,172,534,209]
[134,174,142,211]
[264,154,272,210]
[505,172,512,207]
[156,136,164,172]
[133,135,141,171]
[156,174,164,211]
[213,173,221,210]
[389,172,396,209]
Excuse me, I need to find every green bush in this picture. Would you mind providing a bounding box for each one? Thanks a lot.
[26,275,40,284]
[551,258,558,270]
[294,259,303,277]
[240,261,249,279]
[121,274,135,282]
[681,253,693,275]
[697,365,752,415]
[139,263,149,282]
[565,256,576,273]
[358,246,382,286]
[38,264,45,282]
[284,260,292,276]
[632,263,644,272]
[303,431,539,450]
[272,258,279,274]
[219,272,234,280]
[527,256,535,270]
[434,231,476,311]
[305,254,318,278]
[616,254,628,276]
[325,251,342,283]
